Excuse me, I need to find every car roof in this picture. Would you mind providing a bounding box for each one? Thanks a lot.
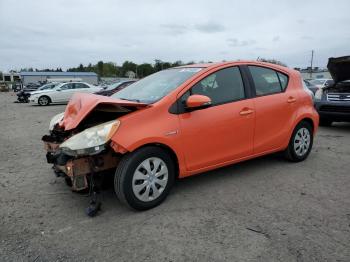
[59,82,89,84]
[175,60,291,73]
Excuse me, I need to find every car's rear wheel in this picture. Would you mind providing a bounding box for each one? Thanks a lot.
[38,95,50,106]
[284,121,313,162]
[319,117,332,127]
[114,146,175,210]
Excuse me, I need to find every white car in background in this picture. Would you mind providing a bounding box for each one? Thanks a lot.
[29,82,103,106]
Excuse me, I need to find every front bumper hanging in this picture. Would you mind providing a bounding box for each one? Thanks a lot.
[43,137,120,191]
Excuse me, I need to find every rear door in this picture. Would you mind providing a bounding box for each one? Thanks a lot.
[247,65,296,153]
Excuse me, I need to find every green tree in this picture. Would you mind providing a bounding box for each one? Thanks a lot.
[121,61,137,76]
[115,66,122,77]
[103,62,119,77]
[87,63,93,72]
[78,64,84,72]
[171,60,183,67]
[154,59,163,72]
[137,63,155,78]
[257,58,287,67]
[97,61,104,76]
[162,62,171,70]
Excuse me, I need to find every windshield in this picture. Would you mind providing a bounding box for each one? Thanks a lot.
[111,68,202,103]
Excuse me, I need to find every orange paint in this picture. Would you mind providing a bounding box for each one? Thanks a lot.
[62,61,319,178]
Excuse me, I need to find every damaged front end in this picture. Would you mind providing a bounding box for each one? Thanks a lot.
[42,93,148,192]
[42,118,121,191]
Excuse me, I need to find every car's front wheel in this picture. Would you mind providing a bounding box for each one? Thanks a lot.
[284,121,313,162]
[38,95,51,106]
[114,146,175,210]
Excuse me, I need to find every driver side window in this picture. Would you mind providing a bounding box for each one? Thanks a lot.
[186,66,245,106]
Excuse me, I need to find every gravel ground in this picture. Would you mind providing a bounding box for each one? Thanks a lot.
[0,92,349,262]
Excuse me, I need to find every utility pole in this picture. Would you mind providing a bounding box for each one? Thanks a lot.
[310,50,314,79]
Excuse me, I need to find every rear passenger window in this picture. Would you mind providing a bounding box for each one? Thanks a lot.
[75,83,89,89]
[249,66,288,96]
[60,83,73,90]
[190,67,245,105]
[277,72,288,90]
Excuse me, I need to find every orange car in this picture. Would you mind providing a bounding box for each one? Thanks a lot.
[43,61,319,211]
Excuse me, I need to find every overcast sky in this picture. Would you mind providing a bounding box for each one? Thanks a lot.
[0,0,349,71]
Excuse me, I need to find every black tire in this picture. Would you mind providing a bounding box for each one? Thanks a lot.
[284,121,313,162]
[319,118,332,127]
[38,95,50,106]
[114,146,175,210]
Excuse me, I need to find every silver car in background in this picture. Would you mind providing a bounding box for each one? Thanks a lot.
[29,82,102,105]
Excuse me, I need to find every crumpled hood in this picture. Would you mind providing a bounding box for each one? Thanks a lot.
[327,56,350,84]
[60,93,149,130]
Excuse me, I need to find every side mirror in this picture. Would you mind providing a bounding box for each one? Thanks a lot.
[56,88,61,91]
[186,94,212,111]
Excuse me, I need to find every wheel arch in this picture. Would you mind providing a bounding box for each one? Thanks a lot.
[283,116,316,150]
[38,94,52,104]
[298,117,314,132]
[294,105,319,135]
[290,117,316,140]
[130,142,180,178]
[283,116,315,162]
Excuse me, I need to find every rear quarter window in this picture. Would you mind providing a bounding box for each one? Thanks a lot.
[277,72,288,90]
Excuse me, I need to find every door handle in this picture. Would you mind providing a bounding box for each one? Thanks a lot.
[287,97,296,103]
[239,108,254,116]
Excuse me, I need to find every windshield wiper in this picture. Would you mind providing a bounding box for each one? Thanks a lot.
[118,97,142,103]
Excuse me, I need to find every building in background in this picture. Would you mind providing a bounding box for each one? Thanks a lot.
[19,72,98,85]
[1,72,21,90]
[2,72,21,82]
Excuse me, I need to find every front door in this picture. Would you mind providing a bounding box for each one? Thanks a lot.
[178,66,255,171]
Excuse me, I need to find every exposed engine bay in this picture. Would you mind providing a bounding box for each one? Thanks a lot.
[315,56,350,125]
[42,95,147,193]
[324,80,350,93]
